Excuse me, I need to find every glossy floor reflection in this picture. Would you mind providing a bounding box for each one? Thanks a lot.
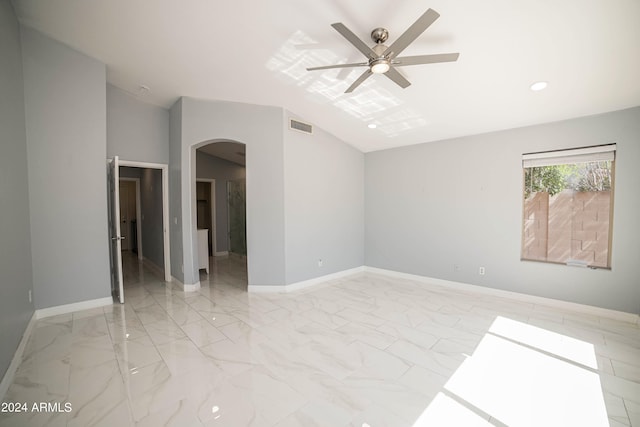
[1,253,639,426]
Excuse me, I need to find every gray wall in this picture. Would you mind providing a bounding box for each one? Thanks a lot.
[0,1,35,379]
[196,151,245,253]
[284,114,365,284]
[21,26,111,308]
[172,98,285,287]
[173,98,365,288]
[108,84,168,274]
[365,107,640,314]
[169,99,184,283]
[141,168,164,269]
[107,84,169,164]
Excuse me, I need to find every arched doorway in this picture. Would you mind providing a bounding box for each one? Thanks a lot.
[192,140,247,289]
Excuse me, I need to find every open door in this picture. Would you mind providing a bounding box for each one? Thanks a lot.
[107,156,125,304]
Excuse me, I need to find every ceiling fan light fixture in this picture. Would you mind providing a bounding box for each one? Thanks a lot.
[370,59,390,74]
[309,8,459,93]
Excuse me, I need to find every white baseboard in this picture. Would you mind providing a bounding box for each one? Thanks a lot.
[0,312,37,401]
[142,257,165,278]
[171,276,201,292]
[248,266,365,293]
[214,251,229,257]
[35,297,113,320]
[184,281,201,292]
[364,266,639,324]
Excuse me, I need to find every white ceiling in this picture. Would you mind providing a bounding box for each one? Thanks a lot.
[12,0,640,153]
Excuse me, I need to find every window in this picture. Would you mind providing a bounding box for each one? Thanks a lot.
[521,144,616,269]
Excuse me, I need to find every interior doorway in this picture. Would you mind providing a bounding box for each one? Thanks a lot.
[118,178,141,254]
[194,141,247,287]
[107,158,171,303]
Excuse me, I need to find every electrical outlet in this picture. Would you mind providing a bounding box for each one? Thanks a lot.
[318,259,323,267]
[479,267,485,275]
[454,264,461,272]
[28,290,32,303]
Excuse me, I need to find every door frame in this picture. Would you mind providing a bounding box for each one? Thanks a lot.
[119,177,142,258]
[117,159,171,283]
[196,178,217,256]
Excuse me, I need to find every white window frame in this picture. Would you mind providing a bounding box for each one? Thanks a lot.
[521,144,616,269]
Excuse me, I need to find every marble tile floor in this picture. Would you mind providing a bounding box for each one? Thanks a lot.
[1,253,639,426]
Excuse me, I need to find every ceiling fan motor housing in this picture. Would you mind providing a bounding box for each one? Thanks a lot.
[371,27,389,44]
[369,44,390,73]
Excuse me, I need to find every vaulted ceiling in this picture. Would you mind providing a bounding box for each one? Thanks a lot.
[12,0,640,152]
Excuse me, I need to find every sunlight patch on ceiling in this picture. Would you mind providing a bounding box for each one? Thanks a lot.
[376,109,429,137]
[267,31,428,139]
[305,74,352,102]
[266,30,337,88]
[334,87,401,119]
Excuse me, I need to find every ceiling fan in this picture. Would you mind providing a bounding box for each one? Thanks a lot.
[307,8,459,93]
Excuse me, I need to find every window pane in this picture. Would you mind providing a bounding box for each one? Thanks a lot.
[521,160,613,268]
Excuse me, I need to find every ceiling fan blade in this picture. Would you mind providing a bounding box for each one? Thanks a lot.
[307,62,368,71]
[331,23,377,59]
[393,53,459,66]
[345,69,373,93]
[384,67,411,89]
[383,8,440,59]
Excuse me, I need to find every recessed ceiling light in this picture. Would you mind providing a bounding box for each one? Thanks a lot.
[368,123,377,129]
[530,81,548,91]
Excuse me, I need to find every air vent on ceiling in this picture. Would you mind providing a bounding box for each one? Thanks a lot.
[289,118,313,135]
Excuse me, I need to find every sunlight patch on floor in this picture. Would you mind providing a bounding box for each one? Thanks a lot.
[415,316,608,427]
[412,392,493,426]
[489,316,598,369]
